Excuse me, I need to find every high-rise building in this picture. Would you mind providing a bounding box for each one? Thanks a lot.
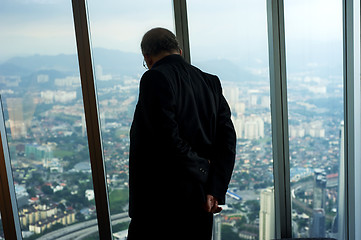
[232,116,244,139]
[332,121,345,239]
[232,115,265,140]
[249,95,258,106]
[212,214,222,240]
[234,102,246,116]
[82,114,86,137]
[259,187,275,240]
[313,169,327,209]
[7,98,26,139]
[289,125,305,138]
[260,96,270,108]
[310,169,327,238]
[244,116,264,140]
[309,208,326,238]
[6,96,38,140]
[37,74,49,83]
[223,86,239,110]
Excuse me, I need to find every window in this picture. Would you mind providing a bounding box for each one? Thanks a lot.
[86,0,174,236]
[284,0,343,238]
[0,1,99,239]
[187,1,274,239]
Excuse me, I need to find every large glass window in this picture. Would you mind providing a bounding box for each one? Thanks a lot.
[188,1,274,239]
[0,1,99,239]
[86,0,174,237]
[284,0,343,238]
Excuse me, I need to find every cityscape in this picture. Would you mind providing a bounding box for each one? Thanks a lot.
[0,48,343,240]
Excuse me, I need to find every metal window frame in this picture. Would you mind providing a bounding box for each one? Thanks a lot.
[343,1,361,240]
[67,0,193,238]
[266,0,292,238]
[180,0,294,237]
[173,0,191,64]
[71,0,112,239]
[0,1,360,239]
[0,96,23,240]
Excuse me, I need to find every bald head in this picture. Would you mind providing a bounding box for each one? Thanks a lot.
[141,28,181,57]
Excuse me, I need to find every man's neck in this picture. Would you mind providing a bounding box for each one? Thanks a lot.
[151,51,180,67]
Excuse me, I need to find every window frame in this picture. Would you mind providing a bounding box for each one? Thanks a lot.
[0,0,359,239]
[71,0,112,238]
[343,0,361,239]
[266,0,292,238]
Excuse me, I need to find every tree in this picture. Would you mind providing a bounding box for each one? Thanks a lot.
[75,212,85,221]
[221,225,241,240]
[41,185,53,195]
[27,187,36,198]
[58,203,66,211]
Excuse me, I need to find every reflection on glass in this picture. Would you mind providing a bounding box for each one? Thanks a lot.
[188,1,274,239]
[0,1,99,239]
[86,0,174,237]
[284,0,343,238]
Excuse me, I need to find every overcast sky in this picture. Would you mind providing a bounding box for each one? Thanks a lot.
[0,0,342,63]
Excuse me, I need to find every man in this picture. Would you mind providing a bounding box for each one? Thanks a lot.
[128,28,236,240]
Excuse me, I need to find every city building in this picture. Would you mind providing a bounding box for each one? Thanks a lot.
[232,115,265,140]
[331,121,345,239]
[113,230,128,240]
[259,187,275,240]
[313,169,327,210]
[223,86,239,109]
[309,208,326,238]
[6,98,26,139]
[19,204,76,234]
[212,214,222,240]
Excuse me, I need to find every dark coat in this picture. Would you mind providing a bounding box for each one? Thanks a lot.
[129,54,236,218]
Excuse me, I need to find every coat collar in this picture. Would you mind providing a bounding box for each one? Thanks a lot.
[152,54,184,68]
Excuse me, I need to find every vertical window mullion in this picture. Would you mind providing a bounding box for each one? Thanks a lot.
[266,0,292,238]
[173,0,191,63]
[343,0,361,239]
[0,97,23,240]
[71,0,112,239]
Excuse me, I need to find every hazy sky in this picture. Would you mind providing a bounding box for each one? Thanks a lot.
[0,0,342,63]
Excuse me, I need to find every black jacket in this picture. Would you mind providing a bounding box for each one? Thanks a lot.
[129,54,236,218]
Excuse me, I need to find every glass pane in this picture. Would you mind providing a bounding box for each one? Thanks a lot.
[86,0,174,237]
[284,0,343,238]
[188,1,274,239]
[0,1,99,239]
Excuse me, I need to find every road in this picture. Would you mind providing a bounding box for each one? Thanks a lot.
[37,212,130,240]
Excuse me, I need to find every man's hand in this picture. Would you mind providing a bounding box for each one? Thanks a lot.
[203,194,222,213]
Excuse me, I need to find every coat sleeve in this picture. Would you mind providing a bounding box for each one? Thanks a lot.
[206,77,236,205]
[138,70,210,184]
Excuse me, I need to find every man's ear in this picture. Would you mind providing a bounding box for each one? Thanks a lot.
[144,55,153,68]
[179,49,183,56]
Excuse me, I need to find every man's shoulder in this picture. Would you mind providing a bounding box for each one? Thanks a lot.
[190,65,222,87]
[150,59,221,87]
[186,64,219,80]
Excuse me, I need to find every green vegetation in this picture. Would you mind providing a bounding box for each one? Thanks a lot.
[221,224,241,240]
[53,149,74,158]
[82,222,130,240]
[114,128,129,138]
[112,222,130,232]
[109,189,129,214]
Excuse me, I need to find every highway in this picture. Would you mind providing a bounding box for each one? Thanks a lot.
[37,212,130,240]
[36,178,338,239]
